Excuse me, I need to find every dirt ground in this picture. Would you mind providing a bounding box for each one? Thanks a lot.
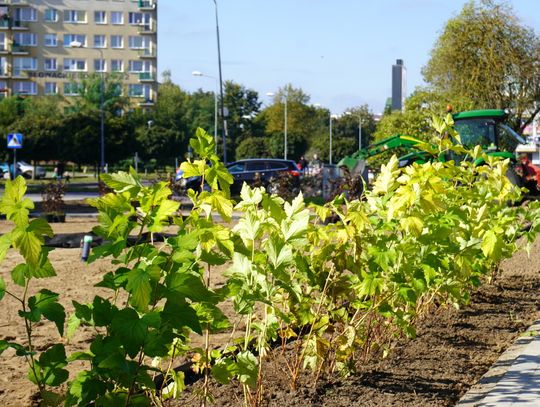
[0,216,539,406]
[173,240,540,406]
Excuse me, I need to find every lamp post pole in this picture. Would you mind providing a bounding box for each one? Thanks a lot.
[192,71,218,154]
[329,114,337,165]
[98,48,105,173]
[358,116,362,150]
[212,0,227,163]
[284,94,288,160]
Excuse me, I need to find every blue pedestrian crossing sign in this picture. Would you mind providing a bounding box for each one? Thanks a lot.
[7,133,22,149]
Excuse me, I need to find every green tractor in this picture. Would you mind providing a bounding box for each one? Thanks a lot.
[337,109,540,191]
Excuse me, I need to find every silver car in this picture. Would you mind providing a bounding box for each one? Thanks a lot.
[17,161,46,179]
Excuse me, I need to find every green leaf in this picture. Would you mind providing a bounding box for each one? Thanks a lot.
[33,290,66,336]
[204,192,233,222]
[0,176,34,226]
[400,216,424,236]
[357,273,384,297]
[66,313,81,341]
[148,199,180,233]
[162,298,202,334]
[161,371,186,400]
[66,371,107,407]
[194,302,230,332]
[29,344,68,387]
[212,357,237,384]
[481,230,503,260]
[100,171,142,194]
[236,351,258,387]
[167,271,217,303]
[110,308,148,358]
[0,275,5,301]
[28,218,54,238]
[266,234,293,269]
[0,233,12,263]
[126,267,154,312]
[0,339,27,356]
[92,296,116,327]
[13,228,43,267]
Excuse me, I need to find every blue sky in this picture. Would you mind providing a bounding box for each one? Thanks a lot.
[158,0,539,114]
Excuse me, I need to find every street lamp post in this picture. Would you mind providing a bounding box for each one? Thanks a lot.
[70,40,105,174]
[192,70,218,154]
[329,114,339,165]
[266,91,288,160]
[212,0,227,163]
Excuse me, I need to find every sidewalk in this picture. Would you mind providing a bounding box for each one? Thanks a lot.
[457,319,540,406]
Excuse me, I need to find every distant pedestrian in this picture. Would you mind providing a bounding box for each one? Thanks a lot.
[298,156,308,172]
[310,154,323,175]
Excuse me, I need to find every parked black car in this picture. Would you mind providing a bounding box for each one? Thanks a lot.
[177,158,301,195]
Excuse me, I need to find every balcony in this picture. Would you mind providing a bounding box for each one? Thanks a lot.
[138,0,156,10]
[12,20,29,30]
[138,98,155,107]
[137,23,155,34]
[9,0,32,5]
[139,72,155,82]
[11,44,29,54]
[138,48,156,58]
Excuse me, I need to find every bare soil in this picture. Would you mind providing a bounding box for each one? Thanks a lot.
[173,239,540,407]
[0,216,539,406]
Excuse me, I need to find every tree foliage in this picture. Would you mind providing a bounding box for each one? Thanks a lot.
[422,0,540,132]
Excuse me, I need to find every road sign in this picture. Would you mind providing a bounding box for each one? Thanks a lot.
[7,133,22,149]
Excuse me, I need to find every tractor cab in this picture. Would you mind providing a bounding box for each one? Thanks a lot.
[452,109,525,154]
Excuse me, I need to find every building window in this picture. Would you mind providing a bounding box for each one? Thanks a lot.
[128,36,147,49]
[0,33,6,51]
[13,57,37,76]
[111,11,123,25]
[128,83,151,98]
[128,60,150,73]
[63,58,86,72]
[110,35,123,49]
[128,12,149,25]
[64,10,86,24]
[94,11,106,24]
[14,33,37,46]
[44,82,58,95]
[44,58,57,71]
[94,59,106,72]
[64,82,81,96]
[14,81,37,95]
[63,34,86,47]
[44,9,58,22]
[111,59,123,72]
[44,34,57,47]
[0,58,7,76]
[94,35,106,48]
[13,8,37,22]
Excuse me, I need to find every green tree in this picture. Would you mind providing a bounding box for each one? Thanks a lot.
[8,96,64,162]
[222,80,261,161]
[422,0,540,132]
[236,136,270,159]
[263,84,319,160]
[68,73,128,114]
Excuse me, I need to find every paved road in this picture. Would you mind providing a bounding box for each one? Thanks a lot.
[24,191,100,202]
[458,320,540,406]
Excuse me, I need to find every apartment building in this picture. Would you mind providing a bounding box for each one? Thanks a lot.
[0,0,158,107]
